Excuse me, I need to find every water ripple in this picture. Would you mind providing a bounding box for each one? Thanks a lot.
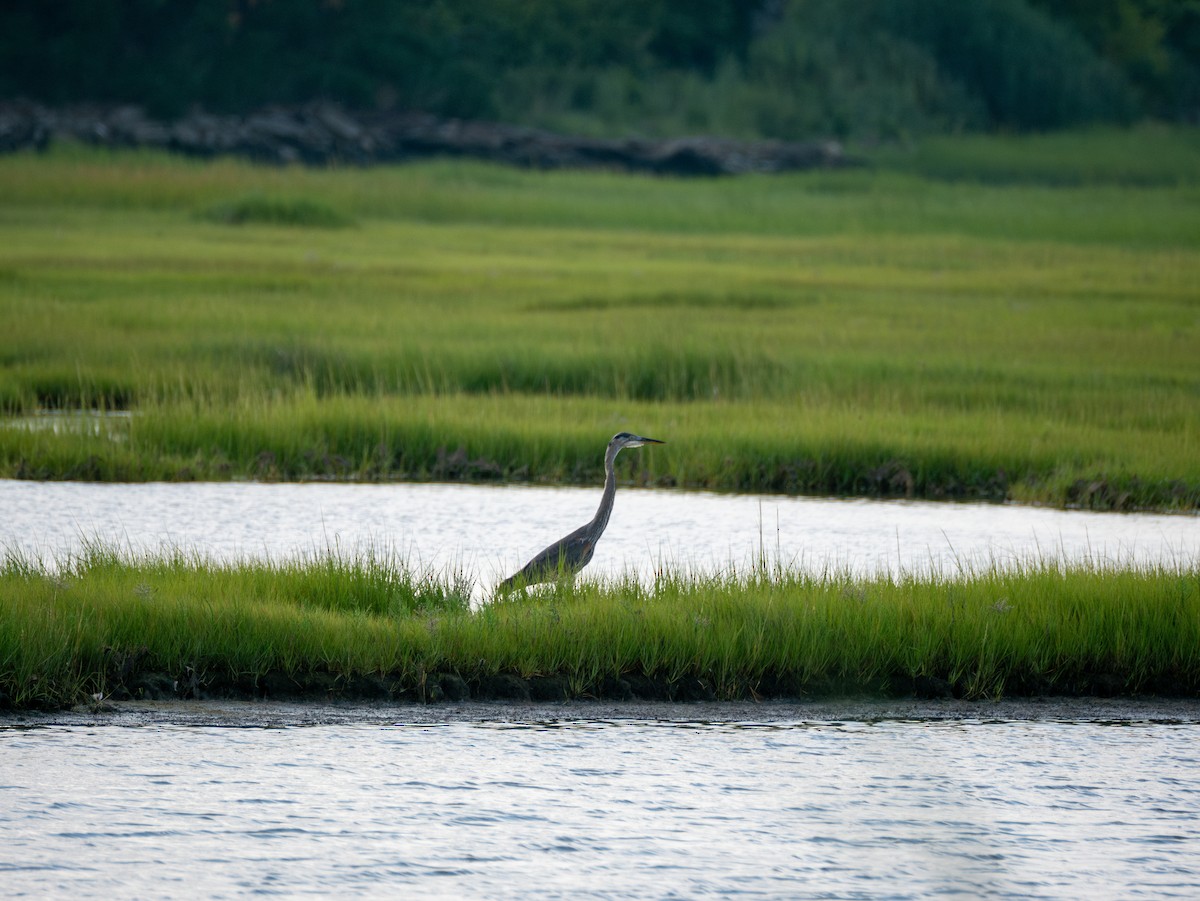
[2,717,1200,898]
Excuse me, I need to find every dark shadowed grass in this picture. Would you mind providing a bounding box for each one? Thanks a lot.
[198,193,355,228]
[2,549,1196,710]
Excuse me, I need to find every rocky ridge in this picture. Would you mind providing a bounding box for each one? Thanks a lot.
[0,100,852,176]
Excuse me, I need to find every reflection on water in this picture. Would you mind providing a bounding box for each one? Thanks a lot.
[1,410,131,439]
[2,479,1197,590]
[1,714,1198,899]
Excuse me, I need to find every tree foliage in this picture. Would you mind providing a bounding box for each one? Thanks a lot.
[0,0,1195,137]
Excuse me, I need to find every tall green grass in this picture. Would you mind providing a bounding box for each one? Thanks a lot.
[1,134,1198,508]
[2,550,1196,710]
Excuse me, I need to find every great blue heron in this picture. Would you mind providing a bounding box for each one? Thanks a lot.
[496,432,664,593]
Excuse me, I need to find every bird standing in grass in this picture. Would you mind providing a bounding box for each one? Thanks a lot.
[497,432,664,593]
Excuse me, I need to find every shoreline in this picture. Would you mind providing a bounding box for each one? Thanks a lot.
[4,696,1200,729]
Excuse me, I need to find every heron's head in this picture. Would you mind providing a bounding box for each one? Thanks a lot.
[611,431,664,449]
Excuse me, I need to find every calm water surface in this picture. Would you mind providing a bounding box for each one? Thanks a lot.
[5,481,1200,896]
[3,480,1198,594]
[2,710,1199,899]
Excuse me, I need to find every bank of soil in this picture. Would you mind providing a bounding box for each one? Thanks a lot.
[4,696,1200,730]
[0,659,1188,714]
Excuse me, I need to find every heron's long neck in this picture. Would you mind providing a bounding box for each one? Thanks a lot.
[589,444,621,536]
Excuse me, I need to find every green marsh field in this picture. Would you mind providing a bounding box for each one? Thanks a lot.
[2,128,1199,709]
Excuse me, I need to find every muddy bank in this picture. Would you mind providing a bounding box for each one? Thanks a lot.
[4,696,1200,730]
[0,100,853,176]
[112,665,1197,706]
[2,659,1188,715]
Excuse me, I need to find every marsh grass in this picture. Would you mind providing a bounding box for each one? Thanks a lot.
[0,545,471,709]
[875,124,1200,187]
[2,550,1196,710]
[2,387,1195,508]
[1,133,1198,508]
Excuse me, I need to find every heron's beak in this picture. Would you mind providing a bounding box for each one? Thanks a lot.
[634,436,664,446]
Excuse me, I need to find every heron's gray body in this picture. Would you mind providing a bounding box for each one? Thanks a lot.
[497,432,663,593]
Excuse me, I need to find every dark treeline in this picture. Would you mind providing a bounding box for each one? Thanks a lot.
[2,0,1197,139]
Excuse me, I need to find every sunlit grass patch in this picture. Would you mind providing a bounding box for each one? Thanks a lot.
[0,545,471,709]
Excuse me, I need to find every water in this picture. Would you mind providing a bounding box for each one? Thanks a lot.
[4,483,1199,897]
[3,706,1199,899]
[2,480,1197,594]
[1,410,132,439]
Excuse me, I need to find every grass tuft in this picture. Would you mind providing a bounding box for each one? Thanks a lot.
[198,193,354,228]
